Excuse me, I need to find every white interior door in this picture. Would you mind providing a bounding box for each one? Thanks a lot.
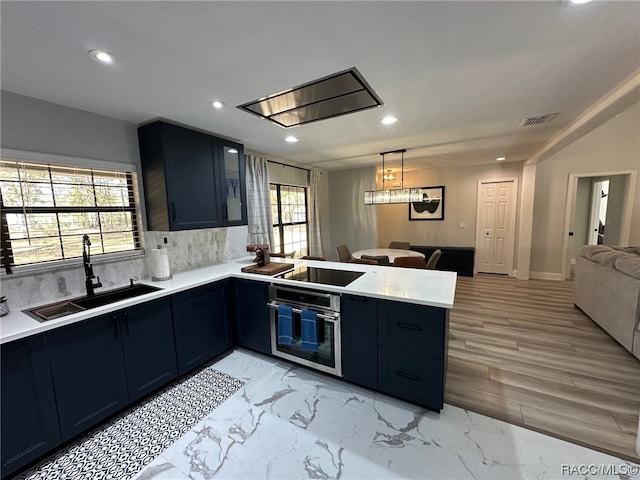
[476,180,516,274]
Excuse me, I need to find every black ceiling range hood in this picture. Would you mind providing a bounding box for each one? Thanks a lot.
[237,67,383,128]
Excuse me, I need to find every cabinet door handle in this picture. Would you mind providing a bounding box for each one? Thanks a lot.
[113,314,119,338]
[396,370,420,382]
[223,203,228,220]
[124,311,130,334]
[170,202,176,220]
[396,322,421,331]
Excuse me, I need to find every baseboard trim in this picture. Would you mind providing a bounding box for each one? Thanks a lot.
[529,271,564,281]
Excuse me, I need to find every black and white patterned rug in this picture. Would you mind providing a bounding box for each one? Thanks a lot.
[15,366,244,480]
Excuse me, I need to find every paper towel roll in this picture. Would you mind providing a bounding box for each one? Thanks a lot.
[151,248,172,281]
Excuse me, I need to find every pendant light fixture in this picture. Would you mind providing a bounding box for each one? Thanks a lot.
[364,149,421,205]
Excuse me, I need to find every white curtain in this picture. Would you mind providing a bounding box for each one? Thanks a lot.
[308,169,324,257]
[245,155,274,248]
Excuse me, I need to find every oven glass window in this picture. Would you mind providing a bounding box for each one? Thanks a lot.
[275,310,336,369]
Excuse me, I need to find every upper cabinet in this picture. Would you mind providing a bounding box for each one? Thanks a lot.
[138,121,247,231]
[218,138,247,226]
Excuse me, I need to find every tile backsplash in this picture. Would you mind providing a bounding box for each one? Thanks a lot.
[0,226,248,309]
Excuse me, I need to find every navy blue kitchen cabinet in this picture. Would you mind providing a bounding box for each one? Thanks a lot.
[1,335,60,478]
[341,294,378,389]
[47,297,177,440]
[231,278,271,355]
[138,121,247,231]
[120,297,178,402]
[378,346,445,409]
[377,299,448,411]
[46,312,130,441]
[172,281,232,375]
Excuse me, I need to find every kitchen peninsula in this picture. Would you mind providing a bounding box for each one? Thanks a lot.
[1,258,456,478]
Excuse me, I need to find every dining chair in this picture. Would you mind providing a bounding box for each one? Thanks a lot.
[426,249,442,269]
[393,256,427,269]
[388,241,410,250]
[361,254,391,266]
[301,255,326,261]
[336,244,353,263]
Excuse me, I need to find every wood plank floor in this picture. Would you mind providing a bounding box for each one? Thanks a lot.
[445,273,640,462]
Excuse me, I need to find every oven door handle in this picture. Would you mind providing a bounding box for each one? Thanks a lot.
[267,302,339,321]
[270,285,336,299]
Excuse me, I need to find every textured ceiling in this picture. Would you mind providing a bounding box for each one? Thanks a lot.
[1,1,639,171]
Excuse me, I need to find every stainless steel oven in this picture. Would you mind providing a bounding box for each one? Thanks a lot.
[268,284,342,377]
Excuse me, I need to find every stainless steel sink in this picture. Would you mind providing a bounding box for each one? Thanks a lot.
[25,283,163,322]
[72,284,162,310]
[30,301,86,321]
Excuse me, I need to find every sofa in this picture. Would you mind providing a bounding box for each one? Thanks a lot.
[574,245,640,361]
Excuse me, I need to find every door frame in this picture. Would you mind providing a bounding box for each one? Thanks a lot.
[475,177,519,275]
[561,169,637,280]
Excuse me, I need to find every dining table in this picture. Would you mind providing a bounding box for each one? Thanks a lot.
[352,248,425,262]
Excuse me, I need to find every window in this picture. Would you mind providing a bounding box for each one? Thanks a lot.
[0,160,142,272]
[270,184,308,257]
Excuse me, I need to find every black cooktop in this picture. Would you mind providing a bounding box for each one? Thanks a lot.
[277,266,365,287]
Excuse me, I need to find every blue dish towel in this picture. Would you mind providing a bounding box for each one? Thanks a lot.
[277,304,293,345]
[301,309,318,352]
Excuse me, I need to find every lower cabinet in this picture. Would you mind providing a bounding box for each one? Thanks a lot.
[341,296,448,411]
[1,335,61,479]
[341,294,378,389]
[121,297,178,401]
[172,280,232,375]
[378,346,445,408]
[1,276,450,478]
[377,299,448,411]
[47,311,129,440]
[46,297,177,441]
[231,278,271,355]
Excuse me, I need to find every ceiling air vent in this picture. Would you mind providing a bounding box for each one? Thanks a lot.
[518,113,558,128]
[237,67,383,128]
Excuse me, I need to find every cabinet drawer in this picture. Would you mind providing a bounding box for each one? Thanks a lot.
[377,300,446,358]
[378,346,444,410]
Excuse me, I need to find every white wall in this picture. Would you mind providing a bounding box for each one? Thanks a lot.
[375,162,524,252]
[1,90,147,225]
[325,162,524,264]
[531,102,640,275]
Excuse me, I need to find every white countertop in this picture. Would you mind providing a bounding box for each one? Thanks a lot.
[0,258,457,344]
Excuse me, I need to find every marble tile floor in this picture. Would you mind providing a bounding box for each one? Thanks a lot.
[134,349,639,480]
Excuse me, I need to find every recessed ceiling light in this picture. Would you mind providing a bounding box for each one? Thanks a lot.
[211,100,225,109]
[496,157,506,161]
[381,115,399,125]
[89,49,115,64]
[284,136,299,143]
[562,0,593,7]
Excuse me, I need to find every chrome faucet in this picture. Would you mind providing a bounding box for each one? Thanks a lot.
[82,234,102,296]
